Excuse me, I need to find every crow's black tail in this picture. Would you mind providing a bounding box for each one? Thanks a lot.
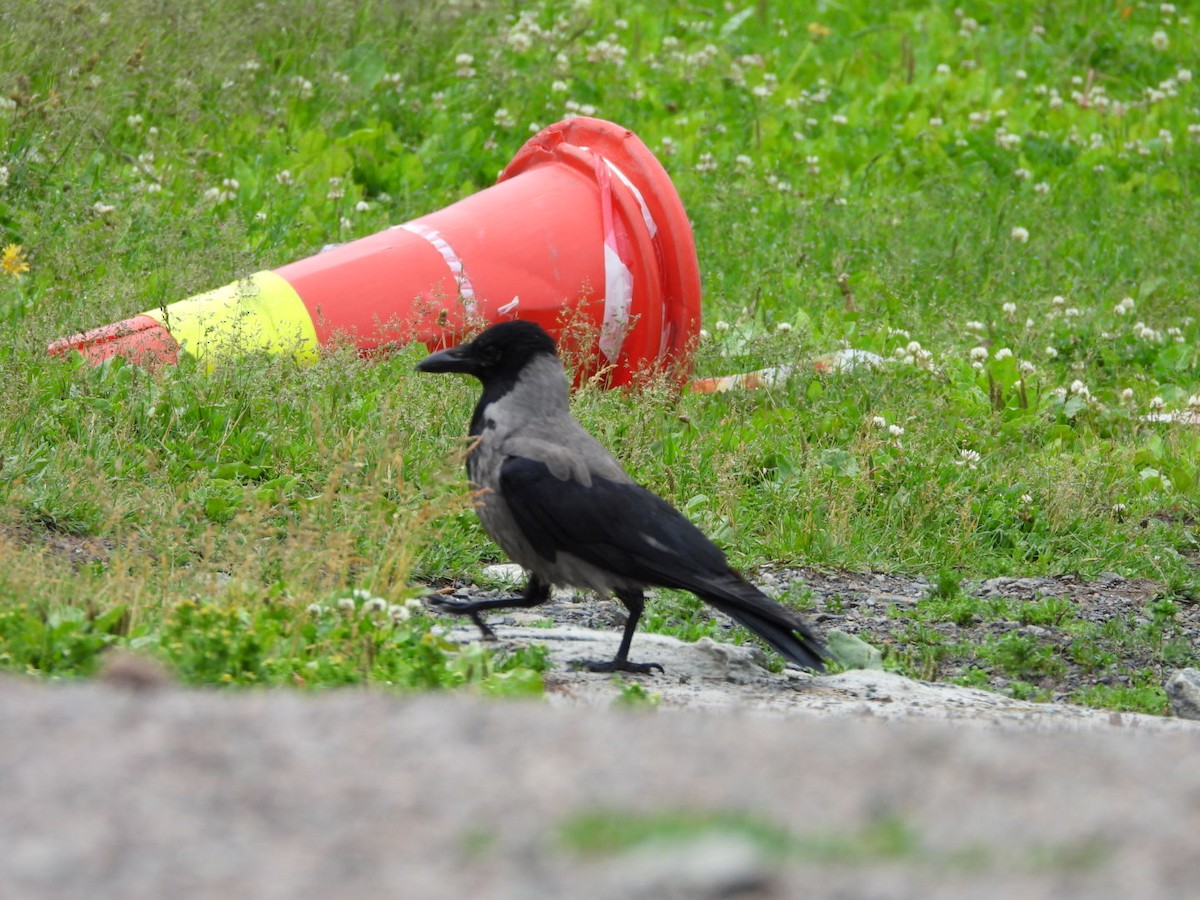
[696,575,828,671]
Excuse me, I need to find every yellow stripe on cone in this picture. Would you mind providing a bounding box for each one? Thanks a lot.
[141,271,319,367]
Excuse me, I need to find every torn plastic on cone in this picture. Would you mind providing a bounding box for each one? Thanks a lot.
[688,348,885,394]
[48,117,702,388]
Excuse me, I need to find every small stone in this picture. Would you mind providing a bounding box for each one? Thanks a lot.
[610,833,776,899]
[1165,668,1200,720]
[481,563,525,583]
[98,650,174,691]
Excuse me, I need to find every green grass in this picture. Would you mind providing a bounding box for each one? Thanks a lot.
[0,1,1197,703]
[557,807,1106,874]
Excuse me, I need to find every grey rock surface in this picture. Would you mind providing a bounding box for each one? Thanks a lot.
[3,625,1200,899]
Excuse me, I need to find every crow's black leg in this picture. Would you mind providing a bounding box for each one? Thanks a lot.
[584,588,664,675]
[426,575,551,640]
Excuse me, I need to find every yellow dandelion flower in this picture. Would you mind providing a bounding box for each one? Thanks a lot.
[808,22,832,39]
[2,244,30,277]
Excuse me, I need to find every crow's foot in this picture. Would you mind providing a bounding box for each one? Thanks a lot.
[584,659,665,675]
[423,595,499,640]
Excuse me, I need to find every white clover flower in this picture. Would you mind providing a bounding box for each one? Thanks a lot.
[1014,167,1031,180]
[337,597,356,611]
[1069,379,1090,398]
[1051,295,1066,305]
[1120,388,1135,402]
[355,200,370,213]
[831,114,848,125]
[388,604,412,622]
[1020,493,1033,504]
[906,340,923,354]
[936,63,951,75]
[776,321,792,332]
[1149,395,1166,410]
[1064,307,1082,318]
[1034,181,1050,195]
[965,320,985,331]
[956,449,982,468]
[994,347,1013,360]
[1019,360,1036,374]
[1045,346,1059,358]
[362,597,387,614]
[1115,297,1135,315]
[1112,503,1127,516]
[1180,69,1193,83]
[1002,301,1017,316]
[888,424,905,437]
[970,346,989,361]
[714,320,730,332]
[127,113,144,129]
[1151,30,1169,52]
[928,116,943,128]
[1010,226,1030,243]
[306,603,325,616]
[493,107,516,129]
[871,416,888,428]
[93,201,116,215]
[1187,394,1200,408]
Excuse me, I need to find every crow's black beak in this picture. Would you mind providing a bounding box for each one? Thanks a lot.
[416,343,478,375]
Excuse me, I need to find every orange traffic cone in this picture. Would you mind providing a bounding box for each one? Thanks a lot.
[48,117,701,386]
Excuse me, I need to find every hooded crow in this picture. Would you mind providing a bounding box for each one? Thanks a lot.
[417,320,828,674]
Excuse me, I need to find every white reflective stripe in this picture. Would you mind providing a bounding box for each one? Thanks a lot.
[398,222,477,312]
[599,243,633,362]
[603,158,658,238]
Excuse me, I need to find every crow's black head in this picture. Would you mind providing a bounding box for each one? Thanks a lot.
[416,320,559,384]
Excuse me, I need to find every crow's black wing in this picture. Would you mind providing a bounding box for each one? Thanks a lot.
[498,455,729,588]
[500,455,828,670]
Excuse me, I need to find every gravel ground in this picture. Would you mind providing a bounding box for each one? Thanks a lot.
[450,564,1195,705]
